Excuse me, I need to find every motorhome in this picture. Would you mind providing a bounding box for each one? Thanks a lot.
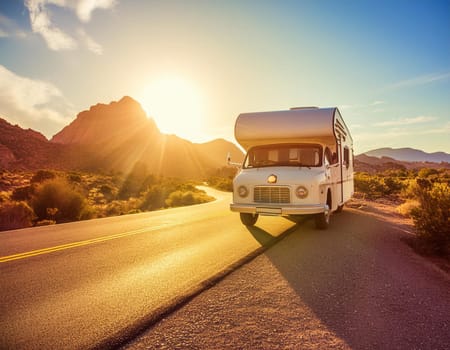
[229,107,354,229]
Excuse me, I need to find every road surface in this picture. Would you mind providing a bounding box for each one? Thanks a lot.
[0,188,296,350]
[123,202,450,350]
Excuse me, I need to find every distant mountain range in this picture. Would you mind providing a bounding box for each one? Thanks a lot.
[362,148,450,163]
[0,96,243,178]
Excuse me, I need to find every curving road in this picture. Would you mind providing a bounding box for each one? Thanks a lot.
[0,188,296,350]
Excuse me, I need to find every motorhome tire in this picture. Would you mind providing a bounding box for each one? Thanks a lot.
[335,204,344,213]
[240,213,259,226]
[315,210,330,230]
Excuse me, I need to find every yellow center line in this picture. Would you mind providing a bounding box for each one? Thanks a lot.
[0,224,169,263]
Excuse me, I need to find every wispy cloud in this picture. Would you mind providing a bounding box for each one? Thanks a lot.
[386,72,450,90]
[373,116,437,127]
[0,64,74,138]
[78,28,103,54]
[76,0,116,22]
[26,0,78,51]
[0,14,27,38]
[24,0,116,54]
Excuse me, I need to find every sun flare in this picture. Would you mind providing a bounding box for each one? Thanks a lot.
[137,76,207,142]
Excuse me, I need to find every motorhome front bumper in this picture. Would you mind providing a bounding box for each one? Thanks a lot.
[230,203,327,216]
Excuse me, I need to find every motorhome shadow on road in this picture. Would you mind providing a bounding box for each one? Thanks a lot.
[229,107,354,229]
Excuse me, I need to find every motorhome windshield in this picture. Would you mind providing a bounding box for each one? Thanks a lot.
[244,144,323,168]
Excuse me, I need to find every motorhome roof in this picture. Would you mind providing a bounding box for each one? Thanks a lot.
[234,107,352,150]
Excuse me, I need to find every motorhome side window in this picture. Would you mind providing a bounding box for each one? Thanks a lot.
[324,145,339,165]
[244,144,322,168]
[344,146,350,168]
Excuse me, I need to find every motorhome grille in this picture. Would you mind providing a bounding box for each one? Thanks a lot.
[254,186,290,204]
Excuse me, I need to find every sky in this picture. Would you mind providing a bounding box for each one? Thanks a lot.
[0,0,449,154]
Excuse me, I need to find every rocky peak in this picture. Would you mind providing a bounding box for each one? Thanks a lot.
[51,96,159,145]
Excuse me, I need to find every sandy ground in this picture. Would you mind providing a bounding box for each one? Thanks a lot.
[122,201,450,350]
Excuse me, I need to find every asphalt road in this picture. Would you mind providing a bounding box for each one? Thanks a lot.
[0,188,296,350]
[123,202,450,350]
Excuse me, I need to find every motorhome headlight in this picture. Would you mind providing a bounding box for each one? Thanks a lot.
[267,174,277,184]
[238,185,249,198]
[295,186,308,199]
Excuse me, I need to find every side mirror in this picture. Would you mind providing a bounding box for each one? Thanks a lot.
[226,152,242,167]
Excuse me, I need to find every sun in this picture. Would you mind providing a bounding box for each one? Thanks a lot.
[137,76,207,142]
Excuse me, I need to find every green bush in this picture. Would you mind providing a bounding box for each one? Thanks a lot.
[31,170,56,184]
[165,190,213,207]
[0,201,35,230]
[118,162,149,199]
[354,172,405,199]
[67,172,82,183]
[410,180,450,255]
[354,173,388,198]
[11,185,34,201]
[207,176,233,192]
[99,184,116,200]
[140,185,166,211]
[31,178,90,223]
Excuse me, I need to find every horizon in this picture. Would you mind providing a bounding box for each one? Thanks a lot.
[0,1,449,154]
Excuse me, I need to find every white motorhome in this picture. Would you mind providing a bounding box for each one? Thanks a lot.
[229,107,353,229]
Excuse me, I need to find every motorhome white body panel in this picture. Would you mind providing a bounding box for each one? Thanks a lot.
[230,107,354,229]
[235,108,351,150]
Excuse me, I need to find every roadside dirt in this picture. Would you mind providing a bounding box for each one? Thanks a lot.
[123,202,450,350]
[347,197,450,275]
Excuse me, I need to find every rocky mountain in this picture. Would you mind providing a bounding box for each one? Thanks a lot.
[0,118,87,170]
[52,96,157,146]
[363,147,450,163]
[1,97,243,178]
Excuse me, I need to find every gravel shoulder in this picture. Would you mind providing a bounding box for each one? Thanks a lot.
[123,203,450,350]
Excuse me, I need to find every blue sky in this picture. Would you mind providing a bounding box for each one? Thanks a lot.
[0,0,449,153]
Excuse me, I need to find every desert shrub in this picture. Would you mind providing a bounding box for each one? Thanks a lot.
[354,173,388,198]
[418,168,439,179]
[396,199,420,218]
[383,176,404,195]
[104,201,128,216]
[31,178,90,223]
[400,179,419,199]
[79,205,97,220]
[67,172,82,183]
[410,180,450,255]
[118,162,149,199]
[104,198,140,216]
[31,170,56,184]
[140,185,166,211]
[99,184,116,200]
[0,201,35,230]
[207,176,233,192]
[165,190,213,207]
[11,185,34,201]
[0,191,10,203]
[354,172,405,199]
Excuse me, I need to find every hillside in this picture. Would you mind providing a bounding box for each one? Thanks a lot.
[0,97,243,178]
[363,147,450,163]
[0,118,86,170]
[354,153,450,173]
